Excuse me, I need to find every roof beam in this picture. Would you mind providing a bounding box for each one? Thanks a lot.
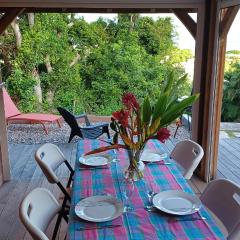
[172,9,196,39]
[0,8,25,35]
[221,0,240,8]
[219,5,240,40]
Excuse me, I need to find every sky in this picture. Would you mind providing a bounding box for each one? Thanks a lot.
[77,13,240,53]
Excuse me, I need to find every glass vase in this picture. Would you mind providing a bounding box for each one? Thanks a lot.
[124,149,145,181]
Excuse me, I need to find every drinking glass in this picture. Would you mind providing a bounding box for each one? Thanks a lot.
[142,179,156,211]
[121,179,135,212]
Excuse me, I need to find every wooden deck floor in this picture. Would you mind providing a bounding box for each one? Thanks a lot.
[217,138,240,184]
[0,138,237,239]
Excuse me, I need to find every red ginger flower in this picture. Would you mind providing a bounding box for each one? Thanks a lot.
[157,128,171,143]
[112,109,129,128]
[122,92,139,111]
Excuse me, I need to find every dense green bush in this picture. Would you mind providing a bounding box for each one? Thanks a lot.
[222,62,240,122]
[0,13,192,115]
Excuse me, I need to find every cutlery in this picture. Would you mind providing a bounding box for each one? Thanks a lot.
[79,166,109,170]
[77,224,121,231]
[145,162,173,165]
[168,216,207,222]
[168,207,199,211]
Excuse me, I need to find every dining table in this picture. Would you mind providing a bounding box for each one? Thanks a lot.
[68,139,225,240]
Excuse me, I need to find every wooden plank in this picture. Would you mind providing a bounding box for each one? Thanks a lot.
[220,5,240,39]
[218,139,240,170]
[0,8,25,35]
[193,1,221,181]
[172,9,197,38]
[221,0,240,8]
[0,0,204,9]
[217,144,240,184]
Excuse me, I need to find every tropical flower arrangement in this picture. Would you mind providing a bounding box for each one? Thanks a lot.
[86,73,199,181]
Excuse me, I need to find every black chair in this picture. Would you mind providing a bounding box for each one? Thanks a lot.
[57,107,110,143]
[174,106,192,138]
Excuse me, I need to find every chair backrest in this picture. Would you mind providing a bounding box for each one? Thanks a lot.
[200,179,240,238]
[19,188,61,240]
[57,107,82,136]
[35,143,66,184]
[2,87,21,118]
[170,139,204,179]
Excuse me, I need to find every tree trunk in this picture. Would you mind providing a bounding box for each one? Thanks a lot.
[45,55,55,104]
[11,20,22,49]
[32,67,43,104]
[70,53,80,67]
[27,13,34,29]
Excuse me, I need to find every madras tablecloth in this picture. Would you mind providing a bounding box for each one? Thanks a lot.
[68,139,225,240]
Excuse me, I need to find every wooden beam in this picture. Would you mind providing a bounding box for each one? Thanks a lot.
[0,7,197,13]
[0,0,204,9]
[210,7,239,179]
[219,5,240,39]
[192,0,221,181]
[172,9,197,39]
[221,0,240,9]
[0,8,24,35]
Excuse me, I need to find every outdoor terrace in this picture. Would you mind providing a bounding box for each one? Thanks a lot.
[0,131,238,239]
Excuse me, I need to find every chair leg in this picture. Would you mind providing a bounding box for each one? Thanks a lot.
[174,125,179,138]
[103,125,110,139]
[41,122,49,134]
[57,119,62,128]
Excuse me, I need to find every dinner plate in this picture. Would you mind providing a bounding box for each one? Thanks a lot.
[79,154,112,166]
[152,190,201,215]
[140,149,168,162]
[75,195,124,222]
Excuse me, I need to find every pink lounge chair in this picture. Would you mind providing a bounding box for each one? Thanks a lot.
[2,88,62,134]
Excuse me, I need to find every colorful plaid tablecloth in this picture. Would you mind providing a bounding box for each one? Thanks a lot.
[69,139,225,240]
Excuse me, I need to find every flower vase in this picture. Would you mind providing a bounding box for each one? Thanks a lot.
[124,149,145,181]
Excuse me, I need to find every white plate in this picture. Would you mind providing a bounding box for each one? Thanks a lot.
[140,149,168,162]
[79,154,112,166]
[153,190,201,215]
[75,195,124,222]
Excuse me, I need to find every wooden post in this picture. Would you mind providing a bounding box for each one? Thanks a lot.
[210,6,240,179]
[0,65,10,184]
[0,9,24,185]
[192,1,221,181]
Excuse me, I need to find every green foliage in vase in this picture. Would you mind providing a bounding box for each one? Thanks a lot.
[0,13,192,115]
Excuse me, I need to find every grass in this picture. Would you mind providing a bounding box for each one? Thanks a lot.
[225,130,236,138]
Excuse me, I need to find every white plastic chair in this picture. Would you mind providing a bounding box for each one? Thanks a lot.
[200,179,240,240]
[19,188,63,240]
[35,143,74,202]
[170,139,204,179]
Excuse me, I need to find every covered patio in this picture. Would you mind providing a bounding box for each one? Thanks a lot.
[0,1,240,240]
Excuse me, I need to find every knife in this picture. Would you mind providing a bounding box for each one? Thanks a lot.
[79,166,109,170]
[77,224,121,231]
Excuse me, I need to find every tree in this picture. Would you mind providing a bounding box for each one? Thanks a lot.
[222,62,240,122]
[0,13,191,116]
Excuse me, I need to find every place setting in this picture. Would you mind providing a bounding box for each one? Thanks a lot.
[143,185,205,222]
[140,148,173,166]
[78,153,114,170]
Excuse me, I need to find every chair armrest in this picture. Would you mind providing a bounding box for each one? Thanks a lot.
[82,122,109,130]
[75,114,91,126]
[75,114,87,119]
